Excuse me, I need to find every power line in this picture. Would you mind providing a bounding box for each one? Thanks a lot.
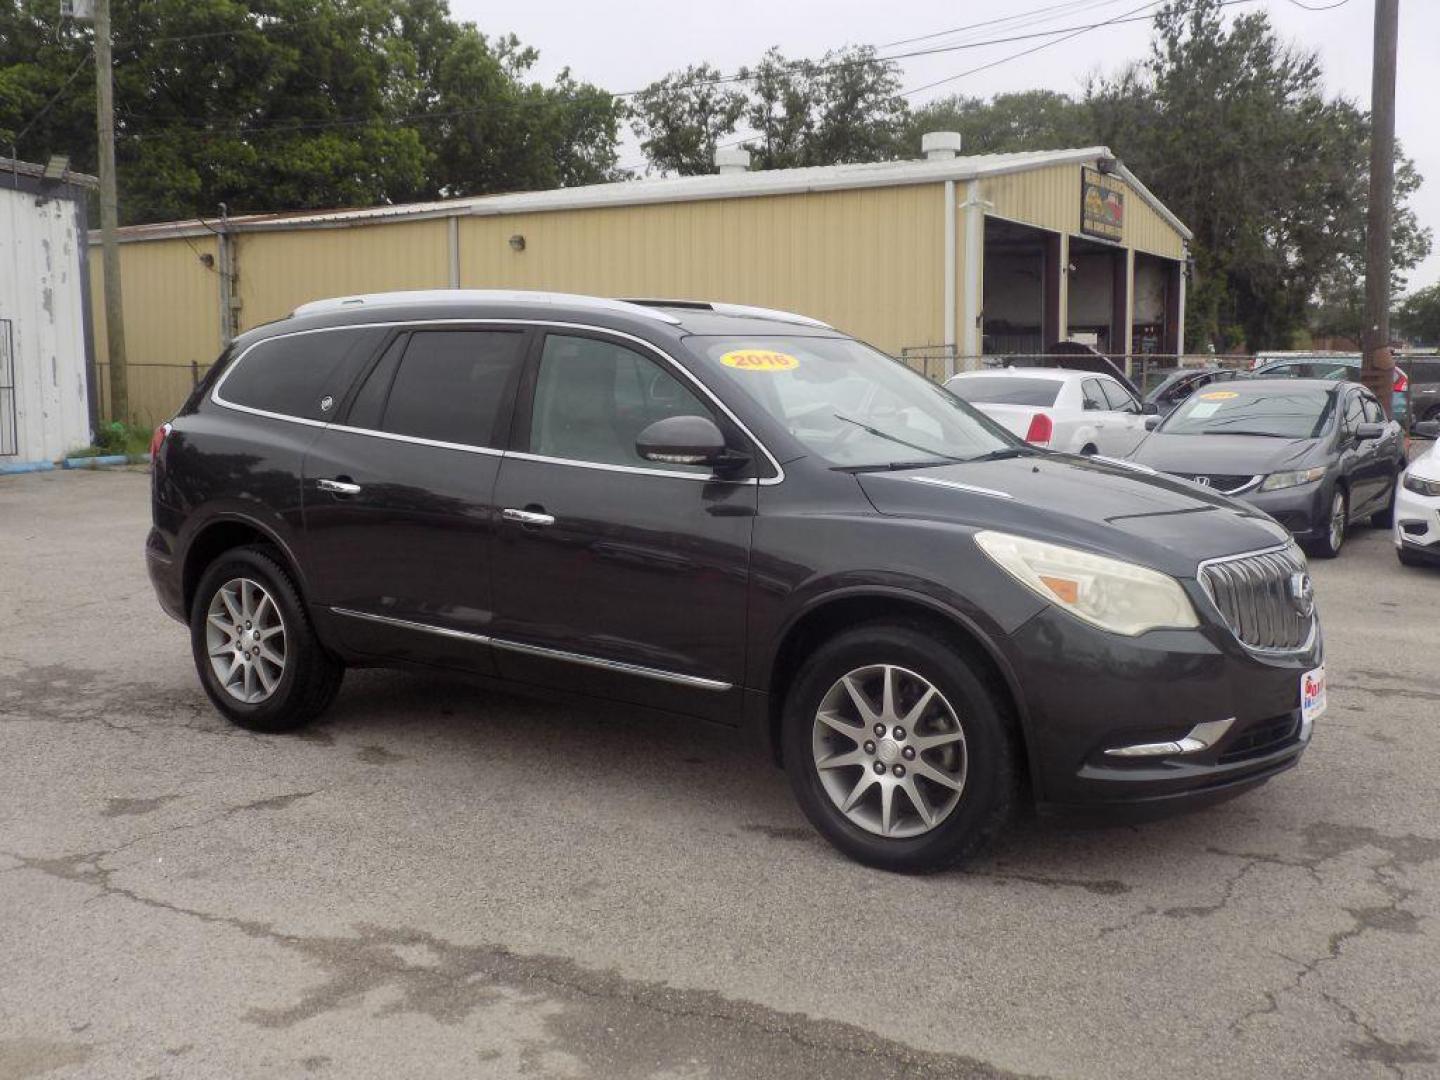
[880,0,1135,50]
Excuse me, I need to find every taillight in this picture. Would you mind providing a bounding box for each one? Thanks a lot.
[1024,413,1053,446]
[149,422,171,458]
[1394,368,1408,393]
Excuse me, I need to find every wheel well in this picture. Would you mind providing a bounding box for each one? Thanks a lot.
[766,596,1031,783]
[1080,443,1098,456]
[181,521,283,616]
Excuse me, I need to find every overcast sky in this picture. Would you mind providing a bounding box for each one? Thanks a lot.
[451,0,1440,294]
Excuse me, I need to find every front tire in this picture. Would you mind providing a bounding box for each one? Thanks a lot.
[781,620,1018,873]
[1311,488,1348,559]
[190,546,343,732]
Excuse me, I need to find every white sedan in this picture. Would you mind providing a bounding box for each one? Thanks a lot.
[1395,419,1440,568]
[944,367,1153,457]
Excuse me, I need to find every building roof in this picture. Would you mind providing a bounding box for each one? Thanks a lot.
[101,145,1192,245]
[2,157,99,191]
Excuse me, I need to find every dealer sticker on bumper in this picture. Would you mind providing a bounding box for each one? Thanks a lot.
[1301,666,1327,729]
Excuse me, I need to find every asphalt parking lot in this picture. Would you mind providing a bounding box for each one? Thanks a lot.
[1,468,1438,1080]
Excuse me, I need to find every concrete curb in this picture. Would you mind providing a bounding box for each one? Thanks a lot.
[60,453,152,470]
[0,460,57,475]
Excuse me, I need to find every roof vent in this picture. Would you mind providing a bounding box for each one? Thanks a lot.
[921,131,963,161]
[715,147,751,175]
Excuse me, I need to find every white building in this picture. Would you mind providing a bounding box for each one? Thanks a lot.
[1,158,97,469]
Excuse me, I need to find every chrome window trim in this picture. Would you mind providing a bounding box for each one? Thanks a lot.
[1194,542,1319,656]
[906,475,1013,500]
[210,318,785,484]
[504,449,745,483]
[330,607,732,691]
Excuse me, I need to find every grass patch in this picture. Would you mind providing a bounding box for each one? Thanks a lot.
[68,421,152,459]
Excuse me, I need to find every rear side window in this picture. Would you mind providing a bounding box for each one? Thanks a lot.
[218,328,381,420]
[945,376,1059,406]
[348,330,526,449]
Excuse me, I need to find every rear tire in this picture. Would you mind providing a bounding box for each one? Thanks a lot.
[781,619,1018,873]
[1310,488,1347,559]
[190,546,343,732]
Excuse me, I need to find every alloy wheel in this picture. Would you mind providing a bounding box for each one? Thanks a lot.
[1329,491,1346,552]
[811,664,967,838]
[205,577,287,704]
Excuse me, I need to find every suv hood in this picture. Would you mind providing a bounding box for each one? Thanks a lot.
[857,453,1291,576]
[1128,433,1320,476]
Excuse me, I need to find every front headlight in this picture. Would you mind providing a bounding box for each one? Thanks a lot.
[974,531,1199,636]
[1403,472,1440,497]
[1260,466,1327,492]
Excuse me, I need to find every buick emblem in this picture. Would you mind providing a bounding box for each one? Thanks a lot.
[1287,572,1315,618]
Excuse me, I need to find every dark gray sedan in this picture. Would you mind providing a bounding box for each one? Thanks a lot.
[1128,378,1406,557]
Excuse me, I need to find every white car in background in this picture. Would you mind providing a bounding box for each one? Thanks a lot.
[1395,419,1440,568]
[944,367,1154,457]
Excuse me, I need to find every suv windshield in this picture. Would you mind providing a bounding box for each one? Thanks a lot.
[693,336,1018,468]
[1157,385,1335,438]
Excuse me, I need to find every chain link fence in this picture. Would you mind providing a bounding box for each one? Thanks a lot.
[93,361,212,428]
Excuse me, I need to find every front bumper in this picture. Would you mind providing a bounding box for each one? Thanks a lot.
[1235,481,1329,541]
[1002,605,1319,814]
[1394,478,1440,558]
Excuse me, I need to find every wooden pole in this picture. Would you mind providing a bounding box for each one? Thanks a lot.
[94,0,128,425]
[1361,0,1399,417]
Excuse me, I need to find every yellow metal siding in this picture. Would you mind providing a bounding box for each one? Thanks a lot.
[235,218,450,331]
[983,163,1184,260]
[90,236,220,425]
[460,185,946,354]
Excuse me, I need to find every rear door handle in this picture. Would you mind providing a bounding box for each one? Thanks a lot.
[502,508,555,527]
[317,478,362,496]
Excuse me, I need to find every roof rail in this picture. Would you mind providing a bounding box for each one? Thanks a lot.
[620,298,833,330]
[290,289,682,324]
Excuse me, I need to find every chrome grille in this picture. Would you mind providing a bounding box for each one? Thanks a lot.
[1199,545,1314,651]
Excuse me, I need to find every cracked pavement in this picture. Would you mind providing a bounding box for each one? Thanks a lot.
[2,468,1438,1079]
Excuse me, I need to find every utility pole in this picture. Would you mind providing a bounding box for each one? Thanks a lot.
[94,0,128,424]
[1361,0,1399,418]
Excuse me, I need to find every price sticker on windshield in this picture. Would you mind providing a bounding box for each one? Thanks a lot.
[720,349,799,372]
[1198,390,1239,401]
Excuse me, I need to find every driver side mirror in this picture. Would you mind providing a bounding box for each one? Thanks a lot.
[1141,401,1160,415]
[1414,420,1440,440]
[636,415,749,473]
[1354,421,1385,441]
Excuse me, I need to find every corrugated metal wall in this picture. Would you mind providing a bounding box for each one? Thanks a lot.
[236,219,450,330]
[461,185,946,353]
[1,186,92,462]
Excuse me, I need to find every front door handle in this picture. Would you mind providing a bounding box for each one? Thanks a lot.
[317,478,362,496]
[502,508,555,527]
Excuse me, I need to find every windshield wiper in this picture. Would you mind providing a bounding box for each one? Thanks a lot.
[839,459,961,473]
[1199,429,1294,438]
[833,414,965,463]
[964,446,1038,463]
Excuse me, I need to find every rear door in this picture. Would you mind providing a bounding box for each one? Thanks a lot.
[300,325,529,671]
[488,328,756,722]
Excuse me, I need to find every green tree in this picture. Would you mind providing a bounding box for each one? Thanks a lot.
[1086,0,1430,351]
[1396,283,1440,345]
[0,0,623,223]
[629,64,746,176]
[903,90,1089,156]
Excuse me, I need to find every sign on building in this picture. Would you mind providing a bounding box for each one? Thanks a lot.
[1081,167,1125,242]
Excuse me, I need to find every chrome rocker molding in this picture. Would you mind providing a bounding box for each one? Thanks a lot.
[1104,717,1235,758]
[331,607,732,692]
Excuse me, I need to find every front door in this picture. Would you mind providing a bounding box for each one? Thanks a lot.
[489,330,756,722]
[1094,376,1149,456]
[301,325,530,671]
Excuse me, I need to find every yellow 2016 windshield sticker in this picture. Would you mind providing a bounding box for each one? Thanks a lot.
[1198,390,1239,401]
[720,349,799,372]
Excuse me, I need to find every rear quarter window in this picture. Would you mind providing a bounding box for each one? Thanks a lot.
[216,327,382,421]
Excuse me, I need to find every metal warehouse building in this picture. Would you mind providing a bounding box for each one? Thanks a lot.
[90,136,1191,424]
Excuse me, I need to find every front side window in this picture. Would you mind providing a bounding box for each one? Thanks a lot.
[1098,378,1138,413]
[528,334,715,472]
[1081,379,1109,411]
[1158,385,1336,439]
[219,328,379,420]
[345,330,526,448]
[1341,392,1365,436]
[1360,395,1385,424]
[694,336,1015,468]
